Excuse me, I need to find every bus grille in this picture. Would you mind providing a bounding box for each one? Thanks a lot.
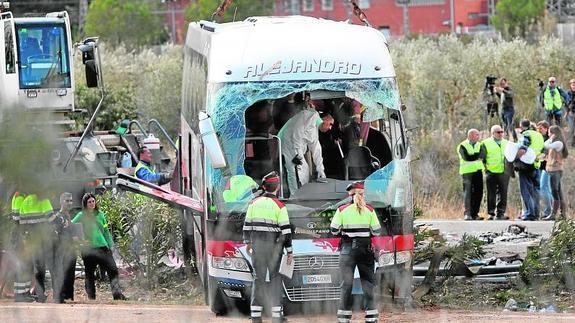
[284,284,341,302]
[293,254,339,271]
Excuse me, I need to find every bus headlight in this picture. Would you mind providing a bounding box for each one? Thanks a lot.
[378,252,394,267]
[396,251,412,266]
[212,256,250,272]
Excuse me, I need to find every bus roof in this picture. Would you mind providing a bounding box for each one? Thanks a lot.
[186,16,396,83]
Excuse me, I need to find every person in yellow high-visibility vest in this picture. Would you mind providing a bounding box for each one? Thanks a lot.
[243,171,292,323]
[540,76,567,126]
[10,192,35,302]
[457,128,484,220]
[480,125,511,220]
[18,193,57,303]
[516,119,545,221]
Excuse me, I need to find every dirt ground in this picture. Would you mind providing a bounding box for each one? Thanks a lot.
[1,276,574,323]
[1,302,575,323]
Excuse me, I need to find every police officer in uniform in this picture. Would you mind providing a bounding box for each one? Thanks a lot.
[18,193,57,302]
[10,192,35,302]
[330,181,381,323]
[243,171,293,323]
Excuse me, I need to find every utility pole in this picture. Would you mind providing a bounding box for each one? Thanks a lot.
[449,0,455,34]
[160,0,178,43]
[169,1,176,43]
[397,0,410,36]
[78,0,88,35]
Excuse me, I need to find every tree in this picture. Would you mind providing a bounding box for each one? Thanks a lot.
[84,0,168,49]
[185,0,273,24]
[491,0,546,39]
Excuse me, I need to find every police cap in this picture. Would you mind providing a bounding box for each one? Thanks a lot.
[262,171,280,186]
[346,181,365,192]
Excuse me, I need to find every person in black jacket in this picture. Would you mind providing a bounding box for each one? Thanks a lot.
[52,192,77,303]
[495,78,514,135]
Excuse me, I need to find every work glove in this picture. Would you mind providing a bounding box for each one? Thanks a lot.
[316,171,327,183]
[291,155,303,165]
[159,172,172,185]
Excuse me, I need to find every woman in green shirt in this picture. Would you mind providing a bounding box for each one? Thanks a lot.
[72,193,127,301]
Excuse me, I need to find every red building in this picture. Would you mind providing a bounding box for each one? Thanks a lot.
[161,0,190,43]
[273,0,492,37]
[165,0,492,43]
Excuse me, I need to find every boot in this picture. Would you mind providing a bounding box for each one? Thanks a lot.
[111,277,127,300]
[543,201,560,221]
[14,292,35,303]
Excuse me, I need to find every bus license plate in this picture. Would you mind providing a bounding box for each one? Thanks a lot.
[302,274,332,284]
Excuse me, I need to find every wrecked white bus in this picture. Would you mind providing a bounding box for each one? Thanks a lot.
[179,16,413,314]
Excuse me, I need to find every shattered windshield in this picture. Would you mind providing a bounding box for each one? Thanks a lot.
[204,78,406,214]
[16,23,71,89]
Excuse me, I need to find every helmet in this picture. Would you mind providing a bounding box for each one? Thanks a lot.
[346,181,365,192]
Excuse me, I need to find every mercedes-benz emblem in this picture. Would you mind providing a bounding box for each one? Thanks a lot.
[308,256,323,269]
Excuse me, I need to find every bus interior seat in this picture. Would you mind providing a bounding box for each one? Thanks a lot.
[244,134,277,183]
[365,128,393,167]
[344,146,381,180]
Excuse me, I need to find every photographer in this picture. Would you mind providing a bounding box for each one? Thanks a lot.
[494,78,514,134]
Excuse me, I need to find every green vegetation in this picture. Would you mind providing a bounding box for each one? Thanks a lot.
[491,0,546,39]
[521,219,575,290]
[390,36,575,217]
[97,191,184,289]
[185,0,274,24]
[84,0,168,49]
[73,44,182,137]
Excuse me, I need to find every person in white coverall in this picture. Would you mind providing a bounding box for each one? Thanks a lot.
[278,99,334,195]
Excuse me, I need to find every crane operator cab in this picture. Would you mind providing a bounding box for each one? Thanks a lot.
[1,10,74,113]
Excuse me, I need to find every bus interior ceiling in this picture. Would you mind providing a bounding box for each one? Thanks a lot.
[243,92,394,191]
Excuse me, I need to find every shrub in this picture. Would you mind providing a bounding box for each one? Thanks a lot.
[97,191,182,288]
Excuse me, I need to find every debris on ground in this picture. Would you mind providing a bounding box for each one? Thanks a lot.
[477,225,541,244]
[503,298,517,311]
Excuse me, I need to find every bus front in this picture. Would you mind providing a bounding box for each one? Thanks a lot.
[188,17,414,313]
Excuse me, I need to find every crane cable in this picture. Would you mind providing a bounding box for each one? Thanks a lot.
[212,0,233,20]
[349,0,371,27]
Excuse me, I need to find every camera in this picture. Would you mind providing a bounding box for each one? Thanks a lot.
[537,79,545,89]
[485,75,498,95]
[484,75,498,118]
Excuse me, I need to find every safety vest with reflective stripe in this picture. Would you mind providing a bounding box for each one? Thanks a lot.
[543,87,563,111]
[482,137,508,174]
[19,194,55,224]
[243,193,292,253]
[523,129,545,169]
[134,161,155,177]
[330,203,381,238]
[11,193,25,222]
[457,140,484,175]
